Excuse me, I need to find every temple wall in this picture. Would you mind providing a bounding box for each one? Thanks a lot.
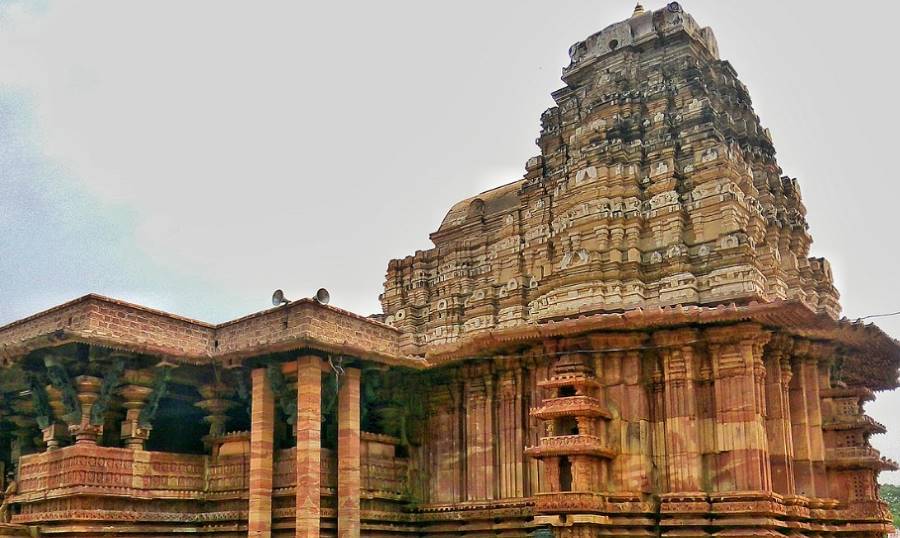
[412,326,894,536]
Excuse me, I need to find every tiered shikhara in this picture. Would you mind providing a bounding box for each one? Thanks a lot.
[0,3,897,538]
[381,3,839,348]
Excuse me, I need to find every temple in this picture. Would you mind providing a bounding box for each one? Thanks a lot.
[1,2,898,537]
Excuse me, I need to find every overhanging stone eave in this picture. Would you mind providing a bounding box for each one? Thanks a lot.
[420,299,900,391]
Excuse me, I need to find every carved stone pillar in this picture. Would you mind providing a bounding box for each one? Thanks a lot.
[788,351,814,497]
[801,341,830,498]
[765,335,795,495]
[788,340,832,498]
[68,375,103,445]
[296,356,322,538]
[464,365,495,501]
[196,382,236,444]
[706,324,772,492]
[653,329,703,493]
[8,415,37,465]
[591,333,650,494]
[119,384,153,450]
[43,386,69,451]
[248,367,275,537]
[337,367,361,538]
[497,364,523,500]
[451,378,466,501]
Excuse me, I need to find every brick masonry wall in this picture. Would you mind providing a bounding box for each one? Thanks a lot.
[0,295,408,367]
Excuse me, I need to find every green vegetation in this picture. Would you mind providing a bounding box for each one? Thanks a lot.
[882,484,900,529]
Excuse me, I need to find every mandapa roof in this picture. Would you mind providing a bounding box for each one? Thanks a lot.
[0,294,422,369]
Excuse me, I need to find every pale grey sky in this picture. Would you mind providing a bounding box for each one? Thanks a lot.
[1,1,898,482]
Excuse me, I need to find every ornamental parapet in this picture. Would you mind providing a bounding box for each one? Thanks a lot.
[524,435,615,459]
[529,396,610,420]
[538,375,600,392]
[412,499,534,522]
[11,437,411,511]
[13,444,206,502]
[534,492,608,514]
[825,447,899,471]
[822,414,886,433]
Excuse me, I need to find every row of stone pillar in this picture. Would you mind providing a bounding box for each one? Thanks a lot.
[248,356,361,538]
[34,374,158,451]
[652,325,834,497]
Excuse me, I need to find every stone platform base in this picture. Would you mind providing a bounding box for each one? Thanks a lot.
[0,524,34,538]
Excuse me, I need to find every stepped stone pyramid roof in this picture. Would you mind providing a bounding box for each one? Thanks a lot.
[382,1,841,352]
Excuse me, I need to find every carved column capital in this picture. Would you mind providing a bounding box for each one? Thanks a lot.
[767,333,795,357]
[119,383,154,450]
[42,385,69,450]
[68,375,104,445]
[651,328,698,348]
[704,323,770,348]
[705,324,770,379]
[196,382,237,443]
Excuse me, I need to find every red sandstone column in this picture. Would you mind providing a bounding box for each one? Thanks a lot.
[764,336,795,495]
[296,356,322,538]
[337,367,361,538]
[707,325,772,492]
[464,371,495,501]
[788,355,814,496]
[248,367,275,538]
[70,375,103,444]
[789,340,831,498]
[804,346,829,498]
[654,330,703,492]
[119,384,153,450]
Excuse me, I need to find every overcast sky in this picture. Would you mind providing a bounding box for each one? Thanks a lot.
[1,1,898,482]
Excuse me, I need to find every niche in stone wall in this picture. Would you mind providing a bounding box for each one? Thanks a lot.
[556,416,579,436]
[559,456,573,492]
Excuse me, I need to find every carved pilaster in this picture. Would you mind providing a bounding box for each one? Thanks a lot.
[463,363,496,501]
[653,328,703,493]
[765,334,795,495]
[790,339,831,498]
[705,324,772,493]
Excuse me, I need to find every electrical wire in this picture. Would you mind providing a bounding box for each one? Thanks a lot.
[856,311,900,321]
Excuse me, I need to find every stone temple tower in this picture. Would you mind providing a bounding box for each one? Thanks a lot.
[382,1,841,354]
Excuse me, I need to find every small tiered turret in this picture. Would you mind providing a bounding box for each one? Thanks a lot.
[822,385,898,516]
[526,353,614,523]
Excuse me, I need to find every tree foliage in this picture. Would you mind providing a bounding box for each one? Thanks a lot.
[881,484,900,529]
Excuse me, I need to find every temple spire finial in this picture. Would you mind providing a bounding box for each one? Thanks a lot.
[632,2,645,17]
